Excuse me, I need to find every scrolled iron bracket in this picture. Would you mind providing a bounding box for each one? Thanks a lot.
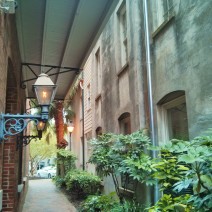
[0,113,42,142]
[17,135,39,150]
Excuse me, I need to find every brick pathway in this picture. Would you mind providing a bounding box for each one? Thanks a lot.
[22,179,77,212]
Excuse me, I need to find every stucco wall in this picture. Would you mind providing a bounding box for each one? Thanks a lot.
[70,88,83,169]
[87,0,149,199]
[150,0,212,138]
[90,0,146,135]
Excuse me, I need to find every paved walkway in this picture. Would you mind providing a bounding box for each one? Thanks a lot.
[22,179,77,212]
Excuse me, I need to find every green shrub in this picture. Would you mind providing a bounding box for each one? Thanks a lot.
[147,135,212,211]
[88,130,152,200]
[80,193,119,212]
[57,149,77,173]
[65,170,102,197]
[111,199,145,212]
[147,194,193,212]
[52,176,66,188]
[80,193,145,212]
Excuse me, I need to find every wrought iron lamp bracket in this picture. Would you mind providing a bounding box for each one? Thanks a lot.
[0,113,43,142]
[21,63,81,89]
[17,135,39,150]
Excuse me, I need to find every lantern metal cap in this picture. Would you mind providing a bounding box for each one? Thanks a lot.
[33,73,55,86]
[33,73,57,107]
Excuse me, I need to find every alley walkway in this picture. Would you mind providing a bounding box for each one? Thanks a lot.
[22,179,77,212]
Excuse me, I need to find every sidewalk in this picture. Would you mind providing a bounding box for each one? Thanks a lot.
[22,179,77,212]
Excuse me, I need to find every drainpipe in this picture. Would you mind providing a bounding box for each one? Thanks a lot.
[143,0,159,203]
[80,72,85,170]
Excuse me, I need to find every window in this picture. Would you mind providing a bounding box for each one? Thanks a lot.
[87,84,91,110]
[167,101,188,140]
[118,112,131,135]
[95,48,102,95]
[157,93,189,144]
[96,127,102,138]
[118,113,134,191]
[163,0,174,19]
[151,0,174,32]
[117,2,128,68]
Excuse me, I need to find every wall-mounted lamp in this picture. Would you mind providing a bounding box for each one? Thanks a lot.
[16,121,46,150]
[36,120,46,139]
[67,122,74,134]
[0,73,57,142]
[67,122,74,151]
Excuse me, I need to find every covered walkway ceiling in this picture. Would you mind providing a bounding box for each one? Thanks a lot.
[16,0,118,100]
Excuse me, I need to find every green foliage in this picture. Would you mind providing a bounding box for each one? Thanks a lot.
[148,135,212,211]
[64,107,75,123]
[57,149,77,174]
[52,176,66,188]
[89,130,152,199]
[172,137,212,211]
[111,199,146,212]
[64,170,102,197]
[80,192,119,212]
[151,150,187,192]
[89,130,212,211]
[89,130,150,177]
[29,128,57,176]
[80,193,145,212]
[119,153,154,184]
[147,194,193,212]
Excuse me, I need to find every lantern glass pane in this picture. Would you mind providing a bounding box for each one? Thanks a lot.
[67,126,74,133]
[37,121,45,131]
[35,86,54,105]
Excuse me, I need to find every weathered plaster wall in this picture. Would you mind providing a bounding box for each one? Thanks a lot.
[70,88,83,169]
[88,0,149,200]
[150,0,212,138]
[83,55,96,173]
[92,0,146,134]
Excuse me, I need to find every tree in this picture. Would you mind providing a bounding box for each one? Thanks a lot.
[29,129,57,176]
[30,99,74,149]
[89,130,152,201]
[50,101,74,148]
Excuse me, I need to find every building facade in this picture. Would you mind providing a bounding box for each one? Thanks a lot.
[149,0,212,143]
[68,0,212,205]
[0,11,28,212]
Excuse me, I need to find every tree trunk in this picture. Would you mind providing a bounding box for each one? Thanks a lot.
[54,101,68,148]
[54,101,68,177]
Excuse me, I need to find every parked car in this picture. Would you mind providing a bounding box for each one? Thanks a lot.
[37,166,56,178]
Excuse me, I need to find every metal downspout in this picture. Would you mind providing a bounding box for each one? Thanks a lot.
[143,0,159,202]
[81,72,85,170]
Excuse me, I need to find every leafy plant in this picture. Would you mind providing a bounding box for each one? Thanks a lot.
[80,192,146,212]
[52,176,66,188]
[147,135,212,211]
[80,192,119,212]
[57,149,77,177]
[111,199,146,212]
[65,170,102,198]
[151,149,188,193]
[147,194,193,212]
[119,153,154,184]
[89,130,152,200]
[89,130,212,211]
[172,137,212,211]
